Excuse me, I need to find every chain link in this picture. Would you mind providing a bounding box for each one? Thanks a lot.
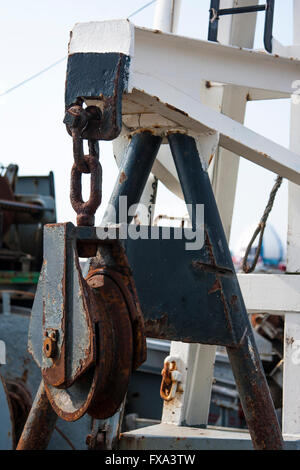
[66,104,102,227]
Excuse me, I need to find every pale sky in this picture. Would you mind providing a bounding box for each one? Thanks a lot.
[0,0,294,254]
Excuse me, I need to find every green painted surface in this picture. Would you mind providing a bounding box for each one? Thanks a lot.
[0,271,39,284]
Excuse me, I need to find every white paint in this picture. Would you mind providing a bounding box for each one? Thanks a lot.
[124,89,300,185]
[69,20,134,57]
[153,0,182,33]
[73,20,300,184]
[207,0,259,234]
[153,0,174,32]
[136,0,182,227]
[69,20,300,98]
[209,85,248,238]
[195,133,220,171]
[272,38,300,62]
[131,26,299,98]
[238,274,300,315]
[282,0,300,436]
[162,341,215,426]
[283,314,300,434]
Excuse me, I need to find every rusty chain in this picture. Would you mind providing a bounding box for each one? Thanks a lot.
[66,103,102,226]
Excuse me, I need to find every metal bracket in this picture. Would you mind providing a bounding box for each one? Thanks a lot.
[64,53,130,141]
[208,0,275,53]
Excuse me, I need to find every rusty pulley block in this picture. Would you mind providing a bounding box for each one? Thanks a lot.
[28,223,146,422]
[26,96,147,424]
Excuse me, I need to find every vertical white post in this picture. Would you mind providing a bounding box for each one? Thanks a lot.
[162,0,259,427]
[153,0,182,32]
[136,0,182,225]
[282,0,300,436]
[209,0,259,238]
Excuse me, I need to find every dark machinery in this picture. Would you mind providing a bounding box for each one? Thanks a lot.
[0,164,56,311]
[0,164,56,447]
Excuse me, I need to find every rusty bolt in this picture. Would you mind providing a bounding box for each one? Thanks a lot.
[43,331,58,359]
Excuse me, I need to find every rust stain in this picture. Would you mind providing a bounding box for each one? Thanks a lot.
[191,260,233,275]
[144,314,169,338]
[21,369,29,383]
[286,335,294,346]
[119,171,127,184]
[208,278,222,295]
[165,103,189,117]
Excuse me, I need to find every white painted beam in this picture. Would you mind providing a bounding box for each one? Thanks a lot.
[70,20,300,185]
[126,89,300,186]
[132,26,299,97]
[238,273,300,315]
[70,21,300,98]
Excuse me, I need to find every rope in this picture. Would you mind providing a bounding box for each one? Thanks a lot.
[54,425,76,450]
[242,175,283,273]
[0,1,157,98]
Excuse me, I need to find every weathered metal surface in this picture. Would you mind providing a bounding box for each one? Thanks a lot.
[0,199,44,214]
[64,225,248,346]
[0,174,15,234]
[65,52,130,141]
[1,168,56,273]
[119,423,300,450]
[67,104,103,227]
[87,264,146,371]
[5,378,32,445]
[43,268,134,421]
[34,223,95,389]
[227,340,282,450]
[102,131,162,225]
[28,222,146,423]
[0,373,14,450]
[83,270,133,419]
[167,132,283,450]
[1,311,92,449]
[70,154,102,227]
[16,381,58,450]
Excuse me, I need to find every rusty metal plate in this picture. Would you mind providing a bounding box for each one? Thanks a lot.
[64,52,130,141]
[29,223,96,388]
[75,225,245,347]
